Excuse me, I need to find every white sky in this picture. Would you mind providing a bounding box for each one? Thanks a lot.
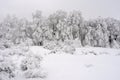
[0,0,120,20]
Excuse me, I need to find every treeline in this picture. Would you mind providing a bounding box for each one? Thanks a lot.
[0,10,120,48]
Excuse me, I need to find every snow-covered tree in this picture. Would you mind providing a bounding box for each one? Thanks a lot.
[24,10,47,46]
[0,10,120,48]
[67,10,85,46]
[105,18,120,48]
[48,10,67,41]
[0,15,20,48]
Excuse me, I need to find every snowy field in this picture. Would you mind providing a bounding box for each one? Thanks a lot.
[0,46,120,80]
[34,46,120,80]
[43,54,120,80]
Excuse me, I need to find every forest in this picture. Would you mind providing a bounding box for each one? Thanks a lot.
[0,10,120,49]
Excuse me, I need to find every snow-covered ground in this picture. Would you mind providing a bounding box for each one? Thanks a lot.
[0,46,120,80]
[42,54,120,80]
[35,46,120,80]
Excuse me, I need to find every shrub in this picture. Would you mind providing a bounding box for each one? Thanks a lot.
[63,45,76,54]
[20,51,44,78]
[0,56,15,79]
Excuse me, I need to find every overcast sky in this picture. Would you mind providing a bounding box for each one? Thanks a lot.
[0,0,120,20]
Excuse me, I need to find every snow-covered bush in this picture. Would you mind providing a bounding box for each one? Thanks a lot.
[23,69,47,78]
[43,41,57,50]
[20,51,45,78]
[44,41,62,50]
[0,54,15,79]
[0,46,46,79]
[21,52,42,71]
[63,45,76,54]
[0,46,29,80]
